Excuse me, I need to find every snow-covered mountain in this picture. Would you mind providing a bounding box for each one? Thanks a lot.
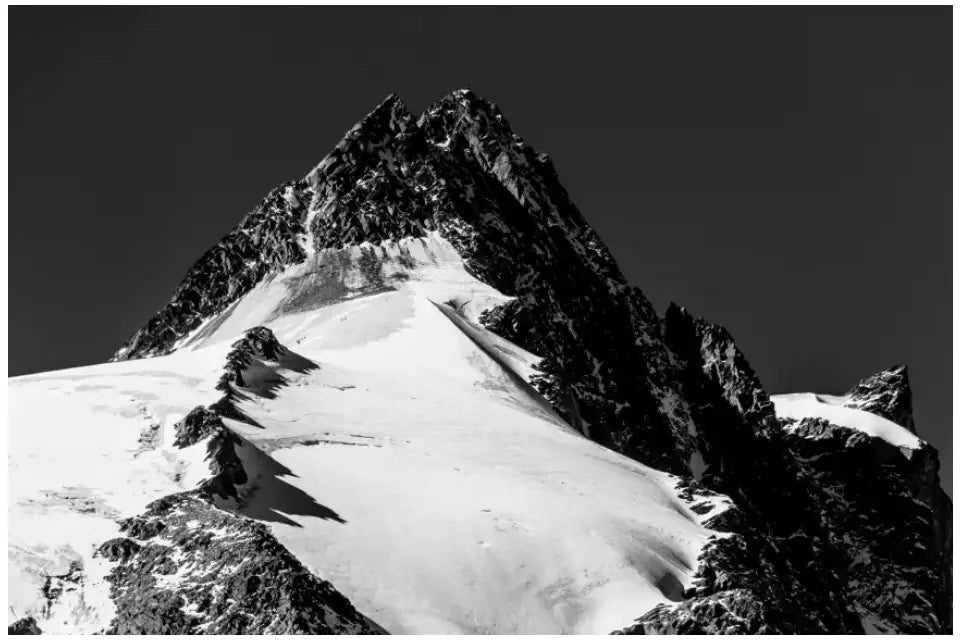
[8,90,951,634]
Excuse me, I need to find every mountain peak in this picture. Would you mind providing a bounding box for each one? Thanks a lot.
[418,88,513,150]
[12,91,951,635]
[429,87,492,109]
[343,92,412,138]
[305,92,413,188]
[844,364,916,433]
[365,91,409,123]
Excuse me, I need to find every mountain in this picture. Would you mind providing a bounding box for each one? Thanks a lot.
[8,90,950,634]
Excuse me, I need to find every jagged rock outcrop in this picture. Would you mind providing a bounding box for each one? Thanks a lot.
[172,406,227,448]
[96,537,142,563]
[217,326,286,391]
[843,364,916,434]
[98,493,383,635]
[207,326,317,423]
[8,617,42,635]
[172,406,247,500]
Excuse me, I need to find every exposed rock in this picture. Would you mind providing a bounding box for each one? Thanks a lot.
[8,617,42,635]
[172,406,225,448]
[101,493,383,635]
[198,426,248,501]
[615,589,775,634]
[781,416,952,633]
[171,406,247,500]
[95,537,142,562]
[622,305,862,634]
[216,326,286,392]
[843,364,916,434]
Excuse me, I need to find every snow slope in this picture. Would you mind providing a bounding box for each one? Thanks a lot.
[8,235,730,634]
[770,392,922,449]
[8,347,233,631]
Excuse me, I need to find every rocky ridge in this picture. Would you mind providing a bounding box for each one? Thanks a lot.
[621,306,858,633]
[7,617,42,635]
[843,365,916,434]
[97,494,382,635]
[778,373,951,634]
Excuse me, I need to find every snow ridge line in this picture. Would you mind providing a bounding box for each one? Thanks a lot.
[429,299,575,433]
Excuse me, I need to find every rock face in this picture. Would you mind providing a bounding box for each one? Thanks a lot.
[780,418,951,633]
[8,617,42,635]
[172,407,248,500]
[843,364,916,434]
[624,306,859,634]
[103,90,950,634]
[98,494,383,635]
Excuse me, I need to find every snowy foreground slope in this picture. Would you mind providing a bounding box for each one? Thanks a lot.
[9,237,730,634]
[8,90,951,634]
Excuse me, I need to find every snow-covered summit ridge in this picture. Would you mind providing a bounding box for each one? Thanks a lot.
[771,365,922,451]
[771,392,922,450]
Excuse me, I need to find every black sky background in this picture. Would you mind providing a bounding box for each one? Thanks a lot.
[9,7,952,491]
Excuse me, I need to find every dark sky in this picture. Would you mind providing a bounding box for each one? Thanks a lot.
[9,7,952,490]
